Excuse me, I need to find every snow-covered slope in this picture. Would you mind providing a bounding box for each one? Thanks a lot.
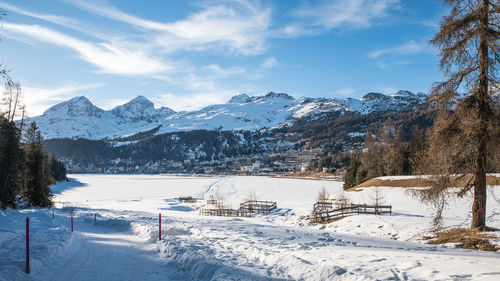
[28,91,426,140]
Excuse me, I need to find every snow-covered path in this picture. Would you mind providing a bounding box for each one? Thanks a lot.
[39,219,172,281]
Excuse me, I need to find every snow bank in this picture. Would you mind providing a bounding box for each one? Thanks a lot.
[0,208,74,281]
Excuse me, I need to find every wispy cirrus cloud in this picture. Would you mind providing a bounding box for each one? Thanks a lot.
[0,1,113,41]
[334,87,355,96]
[67,0,272,55]
[204,64,246,78]
[369,39,432,69]
[285,0,400,36]
[0,1,76,27]
[2,22,169,76]
[261,57,278,68]
[369,40,428,59]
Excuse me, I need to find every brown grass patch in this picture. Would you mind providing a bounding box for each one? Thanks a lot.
[311,217,344,224]
[349,175,500,190]
[271,172,342,181]
[425,228,499,251]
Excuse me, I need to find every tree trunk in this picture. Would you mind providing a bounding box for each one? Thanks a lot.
[471,0,489,230]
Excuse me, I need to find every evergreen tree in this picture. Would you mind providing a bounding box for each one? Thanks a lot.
[343,157,360,190]
[24,122,52,207]
[416,0,499,229]
[49,155,67,181]
[0,117,23,208]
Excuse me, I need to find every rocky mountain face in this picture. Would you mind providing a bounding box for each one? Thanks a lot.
[28,90,426,141]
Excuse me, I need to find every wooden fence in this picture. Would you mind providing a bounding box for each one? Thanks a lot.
[313,204,392,222]
[200,200,277,217]
[199,208,252,217]
[239,200,277,214]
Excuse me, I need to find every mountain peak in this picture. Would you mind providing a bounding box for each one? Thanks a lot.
[262,92,294,100]
[127,95,154,107]
[228,93,251,104]
[393,90,415,97]
[44,95,102,117]
[361,92,389,101]
[111,95,156,121]
[69,95,91,103]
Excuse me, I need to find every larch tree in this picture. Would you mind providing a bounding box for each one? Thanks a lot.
[417,0,499,229]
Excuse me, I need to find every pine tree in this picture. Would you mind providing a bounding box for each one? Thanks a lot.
[417,0,499,229]
[0,117,23,208]
[24,122,53,207]
[49,155,67,181]
[343,157,360,190]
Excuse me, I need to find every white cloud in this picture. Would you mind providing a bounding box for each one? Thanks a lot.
[14,83,103,116]
[68,0,272,55]
[261,57,278,68]
[334,87,355,96]
[0,1,114,41]
[292,0,399,31]
[369,40,427,58]
[381,86,397,95]
[204,64,246,78]
[3,23,169,75]
[98,98,131,110]
[152,71,261,111]
[0,2,76,27]
[153,92,230,112]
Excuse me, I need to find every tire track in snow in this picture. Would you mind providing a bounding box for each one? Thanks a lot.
[39,221,173,281]
[198,177,225,199]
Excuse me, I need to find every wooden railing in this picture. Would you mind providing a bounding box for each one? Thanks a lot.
[313,200,333,211]
[201,200,277,217]
[206,199,218,205]
[313,204,392,222]
[199,208,252,217]
[239,200,277,214]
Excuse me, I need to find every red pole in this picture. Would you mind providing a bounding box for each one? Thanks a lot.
[71,214,73,232]
[26,217,30,274]
[159,213,162,241]
[94,213,96,224]
[52,209,54,219]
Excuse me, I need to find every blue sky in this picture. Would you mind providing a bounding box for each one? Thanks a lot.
[0,0,444,115]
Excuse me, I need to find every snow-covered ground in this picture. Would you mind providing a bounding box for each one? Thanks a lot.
[1,175,499,280]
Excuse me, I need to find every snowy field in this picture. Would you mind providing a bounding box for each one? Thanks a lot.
[1,174,500,280]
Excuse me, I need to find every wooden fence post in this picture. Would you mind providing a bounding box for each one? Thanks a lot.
[26,217,30,274]
[159,213,162,241]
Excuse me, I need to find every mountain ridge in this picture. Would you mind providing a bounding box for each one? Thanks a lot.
[28,90,426,140]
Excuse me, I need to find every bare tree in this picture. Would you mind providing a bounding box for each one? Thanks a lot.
[369,186,386,207]
[245,190,258,202]
[0,9,11,85]
[333,192,350,209]
[1,83,24,121]
[416,0,499,230]
[316,186,329,202]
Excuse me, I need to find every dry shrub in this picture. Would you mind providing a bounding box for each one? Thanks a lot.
[425,228,499,251]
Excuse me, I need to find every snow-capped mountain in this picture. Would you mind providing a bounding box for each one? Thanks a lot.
[28,90,426,140]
